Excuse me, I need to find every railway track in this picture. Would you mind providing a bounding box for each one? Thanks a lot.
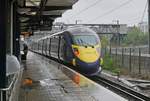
[90,75,150,101]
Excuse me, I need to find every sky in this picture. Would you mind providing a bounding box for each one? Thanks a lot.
[55,0,148,26]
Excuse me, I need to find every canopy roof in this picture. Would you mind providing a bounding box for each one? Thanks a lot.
[17,0,78,31]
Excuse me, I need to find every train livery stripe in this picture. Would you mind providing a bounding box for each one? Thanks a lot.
[72,44,100,63]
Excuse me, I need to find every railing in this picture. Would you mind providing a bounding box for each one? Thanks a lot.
[0,69,23,101]
[102,47,150,78]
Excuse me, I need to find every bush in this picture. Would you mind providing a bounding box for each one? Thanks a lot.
[103,53,120,74]
[101,36,109,48]
[122,26,148,45]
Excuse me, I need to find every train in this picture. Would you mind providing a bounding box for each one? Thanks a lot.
[31,26,102,76]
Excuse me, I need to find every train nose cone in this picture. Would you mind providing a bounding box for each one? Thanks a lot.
[76,58,100,76]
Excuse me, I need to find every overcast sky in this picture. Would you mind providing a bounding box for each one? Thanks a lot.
[55,0,148,26]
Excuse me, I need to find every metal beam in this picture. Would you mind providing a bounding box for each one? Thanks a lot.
[18,6,72,11]
[20,24,52,29]
[148,0,150,54]
[13,2,20,58]
[19,14,61,18]
[55,24,126,34]
[39,0,47,13]
[20,27,39,31]
[62,24,121,26]
[0,0,7,100]
[20,26,38,28]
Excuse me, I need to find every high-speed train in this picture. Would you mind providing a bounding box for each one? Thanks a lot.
[31,27,102,76]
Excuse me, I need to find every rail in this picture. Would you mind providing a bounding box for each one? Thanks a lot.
[90,76,150,101]
[0,69,23,101]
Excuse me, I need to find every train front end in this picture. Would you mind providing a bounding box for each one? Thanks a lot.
[70,27,102,76]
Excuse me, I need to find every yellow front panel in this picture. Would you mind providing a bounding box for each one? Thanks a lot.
[72,44,101,63]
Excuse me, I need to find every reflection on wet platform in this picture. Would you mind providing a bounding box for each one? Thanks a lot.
[19,52,127,101]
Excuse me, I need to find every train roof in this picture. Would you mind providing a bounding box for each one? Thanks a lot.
[66,26,97,35]
[37,31,65,41]
[37,26,97,41]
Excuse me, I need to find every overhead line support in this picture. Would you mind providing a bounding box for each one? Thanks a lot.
[148,0,150,54]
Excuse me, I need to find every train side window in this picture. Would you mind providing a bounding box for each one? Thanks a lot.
[51,35,59,56]
[66,45,73,62]
[60,36,65,59]
[39,40,42,52]
[47,38,49,54]
[43,39,45,54]
[40,40,42,53]
[45,38,48,55]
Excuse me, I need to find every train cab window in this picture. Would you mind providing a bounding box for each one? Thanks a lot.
[73,35,99,46]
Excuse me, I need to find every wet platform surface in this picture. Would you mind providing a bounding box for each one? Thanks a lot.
[19,52,127,101]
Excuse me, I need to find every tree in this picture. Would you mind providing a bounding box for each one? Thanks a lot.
[123,26,148,45]
[101,36,109,48]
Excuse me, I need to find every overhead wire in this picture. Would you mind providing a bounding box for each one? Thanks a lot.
[138,1,148,33]
[119,0,148,25]
[127,1,148,26]
[68,0,103,19]
[86,0,133,23]
[140,0,148,23]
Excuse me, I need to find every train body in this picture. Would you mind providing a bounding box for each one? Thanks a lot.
[31,27,102,76]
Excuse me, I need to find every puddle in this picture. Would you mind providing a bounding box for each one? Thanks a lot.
[39,79,56,86]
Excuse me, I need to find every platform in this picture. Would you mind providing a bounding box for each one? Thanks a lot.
[18,52,127,101]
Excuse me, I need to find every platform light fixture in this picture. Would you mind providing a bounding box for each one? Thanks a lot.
[26,0,41,6]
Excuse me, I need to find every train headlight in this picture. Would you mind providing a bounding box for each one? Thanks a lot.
[100,58,103,66]
[73,48,80,56]
[72,58,76,66]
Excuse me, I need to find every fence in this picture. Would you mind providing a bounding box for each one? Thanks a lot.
[103,47,150,78]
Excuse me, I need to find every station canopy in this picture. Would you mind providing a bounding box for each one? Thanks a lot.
[17,0,78,32]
